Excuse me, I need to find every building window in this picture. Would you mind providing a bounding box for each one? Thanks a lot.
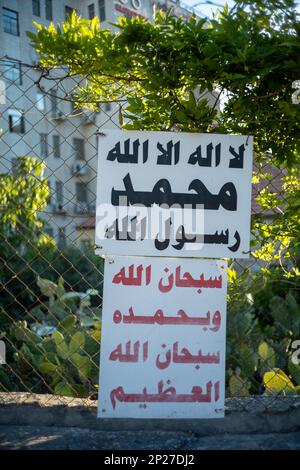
[104,102,111,112]
[8,110,25,133]
[88,3,95,19]
[3,59,22,84]
[32,0,40,17]
[73,138,85,160]
[55,181,63,204]
[32,48,40,66]
[81,239,93,252]
[53,135,60,158]
[45,226,54,237]
[3,8,19,36]
[65,6,76,19]
[47,181,52,205]
[98,0,106,22]
[76,182,88,203]
[11,158,19,176]
[36,88,45,111]
[50,89,58,116]
[58,227,66,248]
[40,133,48,158]
[45,0,53,21]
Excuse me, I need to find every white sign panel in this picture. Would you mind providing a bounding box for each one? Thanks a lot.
[95,130,253,258]
[98,256,227,419]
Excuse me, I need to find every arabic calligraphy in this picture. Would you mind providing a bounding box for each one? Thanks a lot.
[98,256,227,418]
[110,380,220,409]
[112,264,222,290]
[109,340,149,363]
[156,342,220,369]
[106,138,246,169]
[109,340,220,368]
[113,307,221,330]
[111,173,237,211]
[105,217,241,253]
[112,264,151,286]
[96,131,253,260]
[159,266,222,292]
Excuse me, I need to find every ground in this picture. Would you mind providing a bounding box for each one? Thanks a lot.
[0,425,300,450]
[1,393,300,450]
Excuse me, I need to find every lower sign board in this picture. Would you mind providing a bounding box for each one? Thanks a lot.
[98,256,227,419]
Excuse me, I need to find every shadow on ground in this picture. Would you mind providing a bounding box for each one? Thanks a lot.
[1,425,300,450]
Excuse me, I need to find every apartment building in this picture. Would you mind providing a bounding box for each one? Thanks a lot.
[0,0,201,250]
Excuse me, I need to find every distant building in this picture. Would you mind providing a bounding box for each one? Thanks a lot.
[152,0,196,21]
[0,0,203,249]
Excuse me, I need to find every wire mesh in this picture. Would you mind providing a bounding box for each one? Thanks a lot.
[0,58,299,410]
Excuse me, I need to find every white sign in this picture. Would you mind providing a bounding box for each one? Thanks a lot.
[114,0,150,19]
[95,130,253,258]
[98,256,227,419]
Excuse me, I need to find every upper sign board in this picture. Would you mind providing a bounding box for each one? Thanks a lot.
[95,130,253,258]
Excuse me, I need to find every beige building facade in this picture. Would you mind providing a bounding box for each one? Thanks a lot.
[0,0,201,249]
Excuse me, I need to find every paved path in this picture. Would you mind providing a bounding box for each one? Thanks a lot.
[0,425,300,450]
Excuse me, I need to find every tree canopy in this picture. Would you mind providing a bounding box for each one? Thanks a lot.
[29,0,300,165]
[0,157,49,248]
[28,0,300,272]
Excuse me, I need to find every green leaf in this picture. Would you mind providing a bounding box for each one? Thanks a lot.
[37,276,58,297]
[69,331,85,355]
[39,361,58,374]
[228,368,251,397]
[174,110,188,123]
[56,276,65,298]
[263,369,296,395]
[11,322,41,346]
[258,341,275,369]
[52,331,69,359]
[54,381,77,397]
[0,369,12,391]
[118,105,124,126]
[59,315,76,331]
[72,353,92,380]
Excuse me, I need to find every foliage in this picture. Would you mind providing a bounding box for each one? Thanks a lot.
[0,156,103,319]
[252,169,300,275]
[0,156,103,397]
[226,267,300,396]
[2,2,300,397]
[0,277,101,397]
[0,155,52,318]
[0,156,49,244]
[28,1,300,165]
[226,301,264,395]
[252,268,300,338]
[2,268,299,398]
[44,245,104,295]
[27,1,300,271]
[0,238,103,320]
[263,368,300,395]
[31,275,101,328]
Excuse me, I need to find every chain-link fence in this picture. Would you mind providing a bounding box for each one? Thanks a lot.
[0,59,299,410]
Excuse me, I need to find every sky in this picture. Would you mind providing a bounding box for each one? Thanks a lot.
[183,0,300,18]
[183,0,235,17]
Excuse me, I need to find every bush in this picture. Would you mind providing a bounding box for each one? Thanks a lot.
[0,243,104,321]
[226,268,300,396]
[0,276,101,397]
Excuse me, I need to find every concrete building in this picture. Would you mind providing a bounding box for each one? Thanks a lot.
[0,0,201,250]
[152,0,197,20]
